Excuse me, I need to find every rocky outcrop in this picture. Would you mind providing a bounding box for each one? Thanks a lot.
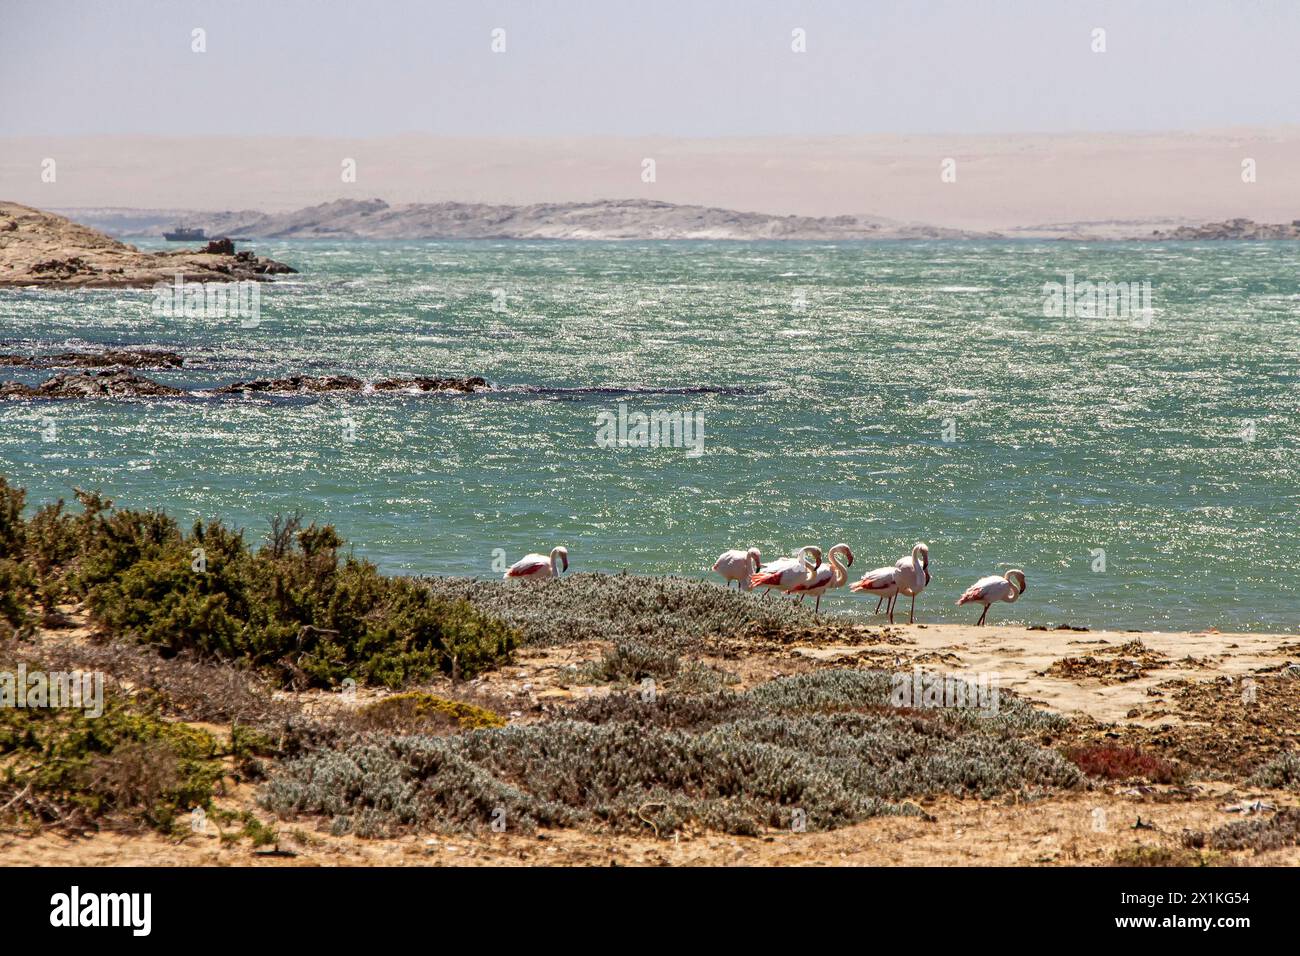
[370,375,489,393]
[211,374,489,395]
[1,356,491,403]
[2,369,490,400]
[1146,219,1300,240]
[0,370,185,399]
[0,349,184,369]
[0,202,297,289]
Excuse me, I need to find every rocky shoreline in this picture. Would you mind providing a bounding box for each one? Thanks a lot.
[0,201,296,289]
[0,366,491,400]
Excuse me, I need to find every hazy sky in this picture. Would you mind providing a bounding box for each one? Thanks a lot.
[3,0,1298,137]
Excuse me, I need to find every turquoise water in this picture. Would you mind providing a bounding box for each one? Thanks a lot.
[3,239,1299,631]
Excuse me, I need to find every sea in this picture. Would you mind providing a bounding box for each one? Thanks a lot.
[2,239,1298,631]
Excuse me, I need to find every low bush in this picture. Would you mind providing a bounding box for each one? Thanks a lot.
[263,669,1081,838]
[1192,808,1300,854]
[1063,744,1182,784]
[421,572,816,649]
[358,692,506,734]
[0,477,519,689]
[0,694,222,833]
[1246,751,1300,791]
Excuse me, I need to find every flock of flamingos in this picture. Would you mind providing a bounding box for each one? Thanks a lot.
[503,542,1028,626]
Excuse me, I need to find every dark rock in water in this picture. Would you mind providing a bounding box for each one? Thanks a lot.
[0,367,490,400]
[0,348,184,369]
[213,374,487,394]
[0,370,185,399]
[211,374,366,394]
[371,375,489,393]
[203,238,235,255]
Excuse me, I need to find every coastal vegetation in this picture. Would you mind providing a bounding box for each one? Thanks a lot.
[0,476,517,687]
[2,476,1297,861]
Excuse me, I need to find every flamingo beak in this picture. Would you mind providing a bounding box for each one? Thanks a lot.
[561,554,569,572]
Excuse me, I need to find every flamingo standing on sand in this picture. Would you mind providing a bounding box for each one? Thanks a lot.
[956,569,1027,625]
[893,542,931,624]
[749,545,822,596]
[787,543,854,615]
[712,548,762,589]
[504,546,569,581]
[850,566,901,622]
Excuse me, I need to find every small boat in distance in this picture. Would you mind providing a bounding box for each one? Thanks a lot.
[162,226,206,241]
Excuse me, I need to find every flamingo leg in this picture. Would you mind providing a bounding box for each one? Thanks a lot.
[977,605,989,626]
[910,593,916,624]
[888,595,896,625]
[814,594,821,616]
[874,596,883,614]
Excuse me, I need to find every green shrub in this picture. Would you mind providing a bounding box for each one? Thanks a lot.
[0,557,34,637]
[0,477,519,689]
[0,694,222,832]
[359,692,507,733]
[0,476,26,560]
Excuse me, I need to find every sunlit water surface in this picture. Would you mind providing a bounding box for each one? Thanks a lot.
[3,239,1298,630]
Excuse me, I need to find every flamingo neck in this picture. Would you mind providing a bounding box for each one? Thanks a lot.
[830,549,849,586]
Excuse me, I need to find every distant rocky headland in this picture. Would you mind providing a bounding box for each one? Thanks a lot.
[1144,218,1300,240]
[50,199,1300,242]
[0,202,296,289]
[55,198,990,241]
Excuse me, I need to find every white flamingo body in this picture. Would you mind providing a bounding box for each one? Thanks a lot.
[787,543,854,614]
[850,566,901,620]
[893,542,931,623]
[956,569,1026,625]
[712,548,762,589]
[504,546,569,580]
[749,545,822,595]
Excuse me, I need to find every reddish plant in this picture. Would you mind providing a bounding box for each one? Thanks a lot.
[1064,744,1180,784]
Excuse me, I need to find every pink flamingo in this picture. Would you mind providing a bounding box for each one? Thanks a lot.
[956,569,1027,625]
[850,566,901,622]
[893,542,931,623]
[749,545,821,596]
[787,543,854,615]
[712,548,762,589]
[504,546,569,580]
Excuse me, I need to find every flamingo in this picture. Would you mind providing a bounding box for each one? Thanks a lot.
[787,543,854,615]
[894,542,931,624]
[504,546,569,581]
[956,569,1026,625]
[850,566,901,622]
[749,545,822,596]
[712,548,762,589]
